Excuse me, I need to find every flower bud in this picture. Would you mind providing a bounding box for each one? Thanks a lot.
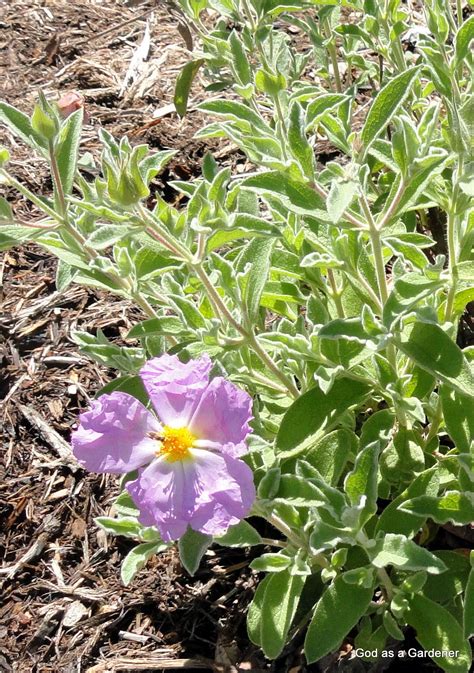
[57,91,90,123]
[255,68,287,97]
[31,104,57,141]
[0,147,10,167]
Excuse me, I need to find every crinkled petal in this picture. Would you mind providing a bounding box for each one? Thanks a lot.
[71,392,160,473]
[189,377,253,446]
[126,448,255,541]
[139,354,212,427]
[194,440,248,459]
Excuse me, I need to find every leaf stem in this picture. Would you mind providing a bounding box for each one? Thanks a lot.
[137,204,190,260]
[260,537,286,548]
[377,567,394,601]
[190,258,300,397]
[248,333,300,399]
[310,181,367,230]
[360,195,389,305]
[327,268,345,318]
[323,18,342,93]
[456,0,463,27]
[0,170,60,221]
[192,262,246,335]
[444,156,464,321]
[377,178,406,230]
[48,140,67,218]
[267,513,305,549]
[360,194,399,374]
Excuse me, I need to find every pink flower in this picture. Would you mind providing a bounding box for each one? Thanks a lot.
[71,354,255,541]
[57,92,90,123]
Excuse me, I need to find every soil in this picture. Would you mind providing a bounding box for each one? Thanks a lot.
[0,2,472,673]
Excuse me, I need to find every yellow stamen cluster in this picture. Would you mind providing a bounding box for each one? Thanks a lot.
[153,426,195,462]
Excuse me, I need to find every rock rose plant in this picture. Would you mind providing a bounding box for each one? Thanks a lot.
[1,0,474,670]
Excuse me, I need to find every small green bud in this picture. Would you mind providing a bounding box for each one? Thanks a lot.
[114,245,134,277]
[104,158,149,208]
[391,594,409,619]
[233,83,255,100]
[255,69,287,97]
[331,548,348,569]
[31,104,57,141]
[0,147,10,167]
[400,571,427,595]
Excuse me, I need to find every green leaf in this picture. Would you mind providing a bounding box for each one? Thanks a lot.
[96,375,149,406]
[371,534,447,574]
[31,103,56,141]
[359,408,394,448]
[0,196,13,221]
[252,570,305,659]
[389,153,449,218]
[383,274,444,329]
[455,15,474,66]
[383,610,404,640]
[288,102,314,178]
[174,59,205,117]
[423,551,471,605]
[215,520,262,547]
[464,565,474,638]
[237,237,275,324]
[55,259,77,291]
[326,179,358,224]
[231,213,280,235]
[319,317,375,343]
[295,461,347,514]
[400,492,474,526]
[178,527,212,575]
[384,235,430,270]
[284,429,355,486]
[309,521,354,554]
[304,574,373,663]
[127,317,187,339]
[440,385,474,452]
[170,295,206,329]
[87,225,129,250]
[141,150,176,183]
[276,378,371,456]
[0,101,46,149]
[255,69,287,96]
[344,441,380,510]
[258,467,281,499]
[96,516,143,539]
[121,541,168,586]
[360,67,421,154]
[305,94,349,129]
[55,108,83,196]
[247,574,271,646]
[396,321,474,398]
[113,491,140,517]
[406,595,471,673]
[242,171,326,217]
[0,146,9,167]
[275,474,327,507]
[197,99,270,132]
[0,223,42,250]
[229,30,252,85]
[376,468,439,537]
[380,427,425,484]
[250,553,291,572]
